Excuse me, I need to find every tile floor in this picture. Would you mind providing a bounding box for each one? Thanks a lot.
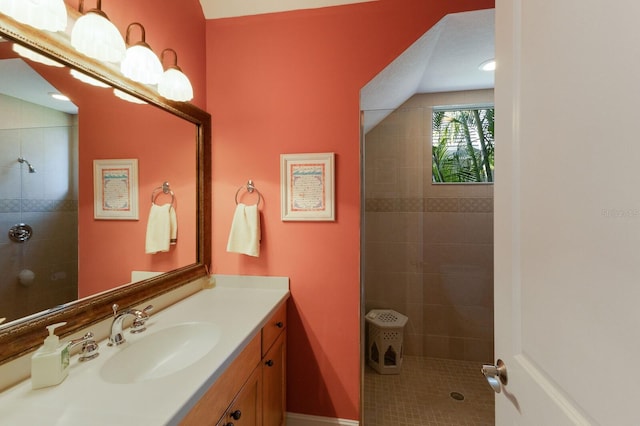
[363,356,495,426]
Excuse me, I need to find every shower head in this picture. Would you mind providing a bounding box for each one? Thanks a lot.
[17,157,36,173]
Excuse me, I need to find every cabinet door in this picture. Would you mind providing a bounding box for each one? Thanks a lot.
[262,331,286,426]
[181,335,261,426]
[218,366,263,426]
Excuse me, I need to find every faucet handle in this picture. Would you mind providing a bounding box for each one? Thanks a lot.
[79,339,100,361]
[68,331,99,361]
[131,304,154,334]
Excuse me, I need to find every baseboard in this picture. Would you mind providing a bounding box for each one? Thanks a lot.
[286,412,359,426]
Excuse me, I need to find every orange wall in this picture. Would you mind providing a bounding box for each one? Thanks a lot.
[77,95,197,296]
[206,0,494,419]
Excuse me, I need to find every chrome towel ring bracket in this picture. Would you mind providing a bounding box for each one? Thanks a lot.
[151,181,175,207]
[235,180,262,206]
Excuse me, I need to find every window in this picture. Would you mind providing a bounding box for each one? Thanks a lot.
[432,105,494,183]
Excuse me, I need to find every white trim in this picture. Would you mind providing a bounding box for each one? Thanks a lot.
[287,412,359,426]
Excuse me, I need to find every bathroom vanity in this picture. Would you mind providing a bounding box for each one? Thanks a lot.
[0,275,289,426]
[182,301,287,425]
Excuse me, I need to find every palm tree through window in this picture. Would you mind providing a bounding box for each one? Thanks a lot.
[432,106,494,183]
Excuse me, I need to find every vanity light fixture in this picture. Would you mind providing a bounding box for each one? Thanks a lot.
[70,68,110,88]
[479,59,496,72]
[120,23,163,85]
[158,48,193,102]
[12,43,64,67]
[0,0,67,32]
[70,0,125,63]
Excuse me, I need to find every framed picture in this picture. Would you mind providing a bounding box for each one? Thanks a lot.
[280,152,335,221]
[93,159,139,220]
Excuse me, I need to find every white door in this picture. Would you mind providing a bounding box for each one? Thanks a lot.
[493,0,640,424]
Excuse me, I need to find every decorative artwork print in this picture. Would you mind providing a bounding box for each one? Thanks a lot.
[280,153,335,221]
[93,159,139,220]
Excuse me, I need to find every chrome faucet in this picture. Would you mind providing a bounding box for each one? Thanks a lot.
[108,303,153,346]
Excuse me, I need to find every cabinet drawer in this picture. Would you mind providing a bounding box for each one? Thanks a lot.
[261,303,286,357]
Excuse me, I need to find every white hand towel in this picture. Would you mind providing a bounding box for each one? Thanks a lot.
[170,206,177,245]
[145,204,177,254]
[226,203,260,257]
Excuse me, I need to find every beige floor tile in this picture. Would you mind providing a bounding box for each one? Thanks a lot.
[364,356,494,426]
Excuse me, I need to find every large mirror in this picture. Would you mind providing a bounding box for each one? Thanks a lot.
[0,12,211,364]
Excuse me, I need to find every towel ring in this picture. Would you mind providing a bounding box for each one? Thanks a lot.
[151,181,175,208]
[235,180,262,206]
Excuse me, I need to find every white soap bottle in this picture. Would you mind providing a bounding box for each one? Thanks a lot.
[31,322,70,389]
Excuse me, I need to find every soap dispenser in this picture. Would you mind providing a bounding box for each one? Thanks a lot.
[31,322,70,389]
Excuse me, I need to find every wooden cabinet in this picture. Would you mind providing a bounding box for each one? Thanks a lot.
[180,302,287,426]
[217,366,262,426]
[180,335,261,426]
[262,331,286,426]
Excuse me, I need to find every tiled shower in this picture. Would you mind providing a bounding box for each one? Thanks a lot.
[363,89,495,425]
[0,94,78,323]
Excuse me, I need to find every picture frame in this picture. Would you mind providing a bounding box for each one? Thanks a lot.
[280,152,335,221]
[93,159,139,220]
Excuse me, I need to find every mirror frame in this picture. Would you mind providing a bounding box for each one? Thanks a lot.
[0,11,211,364]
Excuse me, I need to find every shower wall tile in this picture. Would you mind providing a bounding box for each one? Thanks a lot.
[421,243,493,275]
[364,211,422,243]
[364,89,495,363]
[365,241,421,274]
[0,95,78,323]
[0,165,21,199]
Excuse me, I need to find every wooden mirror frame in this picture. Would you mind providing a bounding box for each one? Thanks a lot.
[0,11,211,364]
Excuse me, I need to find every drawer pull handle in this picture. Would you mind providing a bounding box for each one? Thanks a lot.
[265,359,274,367]
[230,410,242,420]
[275,321,284,328]
[224,423,234,426]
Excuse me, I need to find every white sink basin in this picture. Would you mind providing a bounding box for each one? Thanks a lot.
[100,322,221,384]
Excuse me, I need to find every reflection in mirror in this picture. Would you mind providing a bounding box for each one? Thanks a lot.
[0,12,210,366]
[0,40,197,325]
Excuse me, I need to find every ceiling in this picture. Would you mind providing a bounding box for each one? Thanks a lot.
[361,8,495,133]
[198,0,376,19]
[0,56,78,114]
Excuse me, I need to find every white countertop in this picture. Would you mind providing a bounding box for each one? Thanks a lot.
[0,275,289,426]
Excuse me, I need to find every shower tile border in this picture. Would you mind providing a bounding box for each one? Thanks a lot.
[366,197,493,213]
[0,199,78,213]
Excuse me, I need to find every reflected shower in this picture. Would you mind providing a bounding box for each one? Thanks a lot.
[17,157,36,173]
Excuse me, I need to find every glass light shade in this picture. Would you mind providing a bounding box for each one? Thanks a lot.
[158,68,193,102]
[120,44,163,85]
[113,89,147,105]
[0,0,67,32]
[70,69,110,88]
[12,43,64,67]
[70,11,125,63]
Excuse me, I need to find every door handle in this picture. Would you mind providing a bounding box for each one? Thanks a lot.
[481,359,508,393]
